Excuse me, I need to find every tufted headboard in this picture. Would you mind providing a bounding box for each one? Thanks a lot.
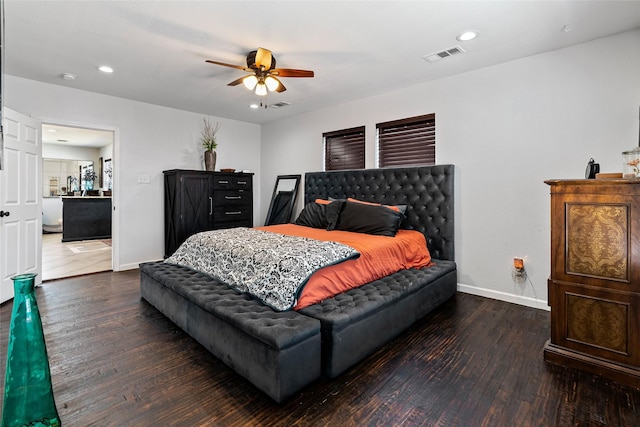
[304,165,454,261]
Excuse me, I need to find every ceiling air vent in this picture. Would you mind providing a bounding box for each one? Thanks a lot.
[268,101,291,109]
[423,45,466,64]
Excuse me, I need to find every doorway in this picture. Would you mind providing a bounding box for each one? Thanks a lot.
[41,123,114,281]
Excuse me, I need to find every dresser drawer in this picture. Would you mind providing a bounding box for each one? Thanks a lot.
[212,206,252,224]
[212,174,252,190]
[213,190,251,206]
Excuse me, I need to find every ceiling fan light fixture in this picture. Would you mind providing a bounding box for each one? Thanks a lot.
[243,75,258,90]
[255,82,268,96]
[206,47,314,98]
[265,76,280,92]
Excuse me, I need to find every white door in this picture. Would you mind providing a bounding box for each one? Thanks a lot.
[0,108,42,303]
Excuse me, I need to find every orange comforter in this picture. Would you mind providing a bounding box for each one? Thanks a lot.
[256,224,432,310]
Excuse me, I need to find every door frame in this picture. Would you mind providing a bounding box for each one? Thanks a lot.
[40,120,120,273]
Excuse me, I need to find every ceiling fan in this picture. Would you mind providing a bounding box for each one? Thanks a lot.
[205,47,314,96]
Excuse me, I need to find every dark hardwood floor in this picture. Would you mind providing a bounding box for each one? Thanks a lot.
[1,270,639,426]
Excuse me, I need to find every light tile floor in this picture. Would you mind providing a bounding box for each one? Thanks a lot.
[42,232,112,281]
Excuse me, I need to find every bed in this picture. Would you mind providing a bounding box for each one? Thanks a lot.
[140,165,456,402]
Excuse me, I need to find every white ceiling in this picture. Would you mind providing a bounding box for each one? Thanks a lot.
[41,123,114,148]
[5,1,640,125]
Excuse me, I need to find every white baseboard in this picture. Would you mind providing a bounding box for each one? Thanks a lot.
[115,259,162,272]
[457,283,550,311]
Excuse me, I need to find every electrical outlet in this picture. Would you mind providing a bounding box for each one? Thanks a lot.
[512,257,526,283]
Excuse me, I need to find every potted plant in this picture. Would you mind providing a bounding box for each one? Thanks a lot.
[82,169,98,191]
[201,118,220,171]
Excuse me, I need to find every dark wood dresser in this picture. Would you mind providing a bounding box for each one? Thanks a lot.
[544,179,640,387]
[163,170,253,257]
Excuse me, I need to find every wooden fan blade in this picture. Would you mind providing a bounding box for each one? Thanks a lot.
[271,68,314,78]
[227,76,248,86]
[271,76,286,93]
[205,59,251,72]
[255,47,273,70]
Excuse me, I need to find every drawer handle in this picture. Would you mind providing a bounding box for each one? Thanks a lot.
[238,181,247,185]
[209,196,213,215]
[218,180,229,184]
[225,211,242,215]
[225,196,242,200]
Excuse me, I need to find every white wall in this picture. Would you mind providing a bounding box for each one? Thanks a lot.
[261,30,640,309]
[6,76,261,270]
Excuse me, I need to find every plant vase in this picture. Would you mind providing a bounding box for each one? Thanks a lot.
[204,150,217,172]
[2,273,61,427]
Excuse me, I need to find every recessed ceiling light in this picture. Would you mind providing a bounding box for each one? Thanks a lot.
[48,128,57,133]
[97,65,114,73]
[61,73,77,81]
[456,31,478,42]
[249,104,260,109]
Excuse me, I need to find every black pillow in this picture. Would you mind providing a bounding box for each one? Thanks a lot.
[295,201,343,229]
[333,201,404,236]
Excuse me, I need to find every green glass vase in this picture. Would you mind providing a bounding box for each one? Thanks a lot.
[2,274,61,427]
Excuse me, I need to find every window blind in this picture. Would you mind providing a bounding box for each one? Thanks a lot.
[323,126,365,171]
[377,114,435,167]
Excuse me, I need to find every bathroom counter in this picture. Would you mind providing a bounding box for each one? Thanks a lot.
[62,197,112,242]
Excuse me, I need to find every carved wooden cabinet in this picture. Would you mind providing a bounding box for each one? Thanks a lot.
[544,179,640,387]
[163,170,253,258]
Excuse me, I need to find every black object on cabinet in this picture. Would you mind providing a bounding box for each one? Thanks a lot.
[163,170,253,257]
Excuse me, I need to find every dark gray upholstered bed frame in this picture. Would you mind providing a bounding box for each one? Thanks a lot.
[140,165,457,402]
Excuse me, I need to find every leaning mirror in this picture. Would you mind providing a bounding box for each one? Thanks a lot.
[264,175,301,226]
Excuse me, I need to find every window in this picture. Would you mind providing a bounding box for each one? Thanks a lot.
[323,126,365,171]
[377,114,435,167]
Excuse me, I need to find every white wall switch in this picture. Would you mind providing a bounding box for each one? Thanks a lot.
[138,175,151,184]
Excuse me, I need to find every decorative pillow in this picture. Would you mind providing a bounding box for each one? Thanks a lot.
[334,201,404,236]
[295,201,343,229]
[346,197,407,214]
[316,196,345,204]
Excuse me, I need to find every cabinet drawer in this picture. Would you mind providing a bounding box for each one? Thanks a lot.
[213,190,251,206]
[212,175,252,190]
[213,206,252,223]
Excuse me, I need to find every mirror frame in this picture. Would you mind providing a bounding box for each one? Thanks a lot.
[264,174,301,226]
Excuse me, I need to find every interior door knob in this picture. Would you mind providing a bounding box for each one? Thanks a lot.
[0,211,10,217]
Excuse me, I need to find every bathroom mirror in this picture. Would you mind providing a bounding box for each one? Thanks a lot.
[264,175,301,226]
[42,158,93,196]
